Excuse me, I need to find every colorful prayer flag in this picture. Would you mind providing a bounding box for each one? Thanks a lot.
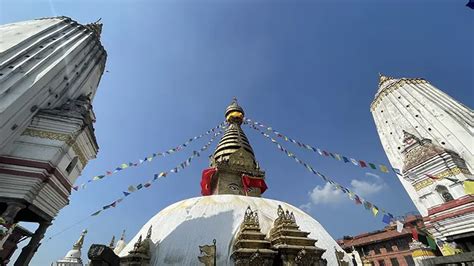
[396,221,404,233]
[350,158,359,166]
[382,214,391,224]
[128,186,136,192]
[343,156,350,163]
[464,180,474,195]
[359,161,367,168]
[136,184,143,190]
[91,210,101,216]
[72,186,78,191]
[369,163,377,170]
[123,191,130,196]
[372,206,379,216]
[412,228,419,240]
[380,165,389,173]
[355,196,362,205]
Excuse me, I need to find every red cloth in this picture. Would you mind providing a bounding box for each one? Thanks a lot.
[412,228,419,240]
[201,168,217,196]
[359,160,367,168]
[426,174,440,180]
[242,175,268,194]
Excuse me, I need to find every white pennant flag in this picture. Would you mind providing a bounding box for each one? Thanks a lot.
[396,220,404,233]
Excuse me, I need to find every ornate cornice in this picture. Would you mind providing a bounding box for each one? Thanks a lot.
[412,167,469,191]
[21,129,88,166]
[370,78,428,111]
[22,128,72,143]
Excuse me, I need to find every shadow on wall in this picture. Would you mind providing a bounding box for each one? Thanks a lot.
[153,210,235,265]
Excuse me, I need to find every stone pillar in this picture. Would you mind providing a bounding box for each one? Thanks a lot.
[0,202,25,250]
[14,221,51,266]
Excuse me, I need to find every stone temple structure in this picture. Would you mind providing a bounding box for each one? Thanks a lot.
[0,16,106,264]
[371,74,474,253]
[89,100,351,265]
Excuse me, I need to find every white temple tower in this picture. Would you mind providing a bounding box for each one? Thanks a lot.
[370,74,474,252]
[0,17,106,265]
[54,229,87,266]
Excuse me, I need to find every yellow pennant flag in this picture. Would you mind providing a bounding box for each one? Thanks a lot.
[464,180,474,195]
[372,206,379,216]
[120,163,129,169]
[380,165,389,173]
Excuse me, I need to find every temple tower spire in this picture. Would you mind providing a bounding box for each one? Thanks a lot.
[202,99,267,197]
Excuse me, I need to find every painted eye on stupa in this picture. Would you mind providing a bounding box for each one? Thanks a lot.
[246,187,254,192]
[228,183,240,191]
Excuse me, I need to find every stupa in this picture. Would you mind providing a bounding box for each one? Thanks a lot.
[116,99,351,265]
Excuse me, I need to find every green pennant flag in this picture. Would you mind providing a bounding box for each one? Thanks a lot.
[91,210,101,216]
[427,235,437,250]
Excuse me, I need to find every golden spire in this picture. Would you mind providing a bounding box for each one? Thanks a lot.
[72,229,87,250]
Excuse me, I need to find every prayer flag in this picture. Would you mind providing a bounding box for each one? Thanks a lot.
[91,210,101,216]
[72,186,78,191]
[427,235,437,250]
[359,161,367,168]
[317,149,323,155]
[464,180,474,195]
[123,191,130,196]
[396,221,404,233]
[355,196,362,205]
[159,172,167,178]
[350,158,359,166]
[369,163,377,170]
[364,201,372,210]
[128,186,136,192]
[393,168,402,175]
[343,156,349,163]
[380,165,389,173]
[106,171,113,175]
[335,154,342,161]
[120,163,129,169]
[117,198,123,203]
[382,214,391,224]
[137,184,143,190]
[144,182,151,188]
[111,201,117,208]
[323,151,329,156]
[372,206,379,216]
[153,174,159,180]
[103,205,111,210]
[329,153,336,159]
[412,228,419,240]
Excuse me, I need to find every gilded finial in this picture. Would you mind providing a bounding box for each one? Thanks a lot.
[225,98,244,124]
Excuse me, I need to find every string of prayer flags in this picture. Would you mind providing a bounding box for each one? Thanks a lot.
[250,124,401,226]
[396,220,404,233]
[77,122,226,191]
[245,118,401,175]
[88,130,222,217]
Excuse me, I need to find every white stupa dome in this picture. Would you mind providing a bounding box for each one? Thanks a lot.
[119,195,350,265]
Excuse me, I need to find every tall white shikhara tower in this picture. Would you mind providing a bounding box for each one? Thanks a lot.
[371,74,473,251]
[0,17,106,265]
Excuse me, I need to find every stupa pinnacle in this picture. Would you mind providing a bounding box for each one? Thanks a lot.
[202,98,267,197]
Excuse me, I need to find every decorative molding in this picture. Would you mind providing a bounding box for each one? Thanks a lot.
[370,78,428,111]
[412,167,469,191]
[72,143,87,167]
[22,128,72,143]
[21,128,88,166]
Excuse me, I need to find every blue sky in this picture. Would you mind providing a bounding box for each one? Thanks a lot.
[1,0,473,264]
